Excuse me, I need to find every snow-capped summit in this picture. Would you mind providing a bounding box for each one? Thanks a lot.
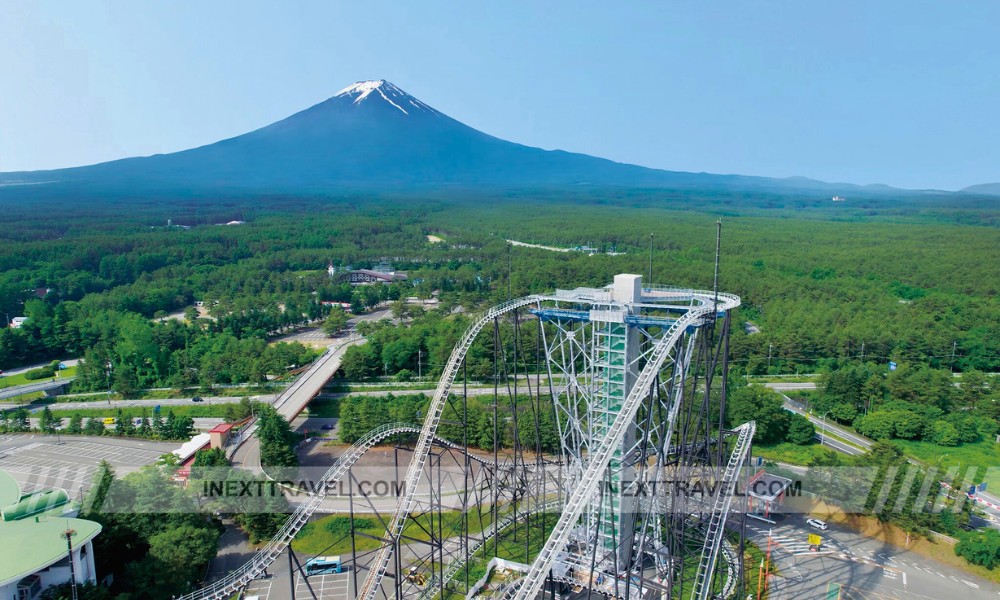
[334,79,436,115]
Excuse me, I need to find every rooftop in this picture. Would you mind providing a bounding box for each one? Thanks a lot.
[209,422,234,434]
[0,470,102,588]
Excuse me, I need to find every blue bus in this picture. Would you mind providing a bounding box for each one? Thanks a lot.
[304,556,342,575]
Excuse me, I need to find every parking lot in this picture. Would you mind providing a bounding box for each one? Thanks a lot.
[0,434,177,494]
[242,569,351,600]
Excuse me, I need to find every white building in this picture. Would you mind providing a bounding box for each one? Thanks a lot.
[0,470,101,600]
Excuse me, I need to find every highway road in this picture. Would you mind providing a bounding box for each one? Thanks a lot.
[774,390,1000,528]
[765,381,819,391]
[20,395,273,414]
[0,377,74,401]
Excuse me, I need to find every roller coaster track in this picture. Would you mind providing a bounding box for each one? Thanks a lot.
[356,296,543,600]
[690,420,755,600]
[176,422,502,600]
[415,499,563,600]
[496,291,741,600]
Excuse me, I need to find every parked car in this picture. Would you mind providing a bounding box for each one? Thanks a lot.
[321,424,334,430]
[806,518,828,530]
[191,396,203,402]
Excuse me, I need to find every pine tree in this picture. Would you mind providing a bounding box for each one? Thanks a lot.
[83,417,104,436]
[39,406,60,433]
[67,413,83,434]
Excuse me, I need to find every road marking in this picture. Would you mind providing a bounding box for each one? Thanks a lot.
[963,579,981,589]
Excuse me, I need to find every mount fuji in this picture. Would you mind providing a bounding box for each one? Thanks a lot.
[0,80,888,196]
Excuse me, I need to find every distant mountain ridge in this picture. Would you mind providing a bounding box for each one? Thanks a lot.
[0,79,986,196]
[960,183,1000,196]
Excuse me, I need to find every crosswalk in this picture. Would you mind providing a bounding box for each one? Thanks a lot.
[747,523,826,555]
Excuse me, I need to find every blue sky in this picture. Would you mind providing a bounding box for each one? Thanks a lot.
[1,1,997,190]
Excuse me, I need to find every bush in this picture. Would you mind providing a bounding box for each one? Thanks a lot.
[24,365,56,380]
[786,413,815,445]
[930,420,960,446]
[324,516,375,538]
[956,529,1000,569]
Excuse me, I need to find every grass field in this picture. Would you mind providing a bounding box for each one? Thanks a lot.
[892,439,1000,490]
[292,510,494,556]
[756,442,839,466]
[304,397,340,418]
[0,366,77,389]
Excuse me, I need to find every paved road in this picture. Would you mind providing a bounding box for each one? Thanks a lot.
[765,381,819,391]
[272,308,394,422]
[0,358,80,377]
[205,520,255,585]
[21,395,272,414]
[0,378,74,401]
[274,338,365,421]
[748,513,1000,599]
[780,393,872,452]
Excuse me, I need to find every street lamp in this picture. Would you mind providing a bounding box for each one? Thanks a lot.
[819,411,831,447]
[105,361,113,405]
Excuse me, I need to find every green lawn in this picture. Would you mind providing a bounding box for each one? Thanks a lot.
[892,439,1000,490]
[756,442,839,466]
[0,366,77,389]
[292,510,494,557]
[304,397,340,418]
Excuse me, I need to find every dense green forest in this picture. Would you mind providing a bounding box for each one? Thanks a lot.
[0,193,996,387]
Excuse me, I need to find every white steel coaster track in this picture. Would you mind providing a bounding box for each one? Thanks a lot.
[496,290,742,600]
[180,297,541,600]
[175,422,503,600]
[356,289,742,600]
[355,296,544,600]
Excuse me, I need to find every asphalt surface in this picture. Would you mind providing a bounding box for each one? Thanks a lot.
[0,433,177,494]
[0,377,74,401]
[748,513,1000,599]
[0,358,80,377]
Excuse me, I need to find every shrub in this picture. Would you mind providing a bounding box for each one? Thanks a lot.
[24,365,56,381]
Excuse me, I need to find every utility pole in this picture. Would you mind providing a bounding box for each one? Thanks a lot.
[767,343,773,369]
[63,528,79,600]
[860,341,865,361]
[648,233,653,283]
[507,243,512,300]
[105,361,113,405]
[712,220,722,311]
[951,340,957,372]
[418,349,422,379]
